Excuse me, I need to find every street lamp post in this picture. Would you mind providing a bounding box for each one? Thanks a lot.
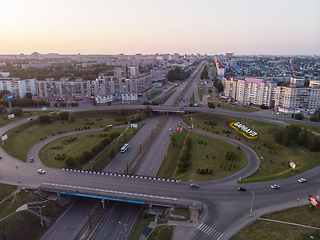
[119,221,127,240]
[250,190,254,218]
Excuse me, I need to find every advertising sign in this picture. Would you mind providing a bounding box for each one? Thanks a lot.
[1,134,7,141]
[131,124,137,128]
[8,114,15,119]
[290,161,296,169]
[5,95,14,100]
[309,195,319,208]
[176,127,181,131]
[180,127,183,131]
[227,121,259,141]
[42,107,47,111]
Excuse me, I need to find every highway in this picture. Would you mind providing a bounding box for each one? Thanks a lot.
[1,61,320,239]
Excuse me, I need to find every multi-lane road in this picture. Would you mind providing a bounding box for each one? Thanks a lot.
[1,61,320,239]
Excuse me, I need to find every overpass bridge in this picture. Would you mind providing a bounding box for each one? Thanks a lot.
[38,168,202,210]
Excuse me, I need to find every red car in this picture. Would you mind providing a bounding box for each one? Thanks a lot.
[188,127,192,129]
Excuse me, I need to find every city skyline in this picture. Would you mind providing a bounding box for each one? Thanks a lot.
[1,0,320,55]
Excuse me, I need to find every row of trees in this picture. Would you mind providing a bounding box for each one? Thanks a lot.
[177,136,192,172]
[200,65,209,80]
[167,67,191,81]
[273,124,320,151]
[213,78,224,93]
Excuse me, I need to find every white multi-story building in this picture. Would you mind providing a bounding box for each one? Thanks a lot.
[0,78,37,98]
[223,77,277,107]
[275,86,320,110]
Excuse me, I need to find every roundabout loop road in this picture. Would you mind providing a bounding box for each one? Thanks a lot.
[0,108,320,240]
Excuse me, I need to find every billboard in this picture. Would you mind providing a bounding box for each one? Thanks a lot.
[131,124,137,128]
[42,107,47,111]
[5,95,14,100]
[8,114,15,119]
[309,195,319,208]
[290,161,296,169]
[2,134,7,141]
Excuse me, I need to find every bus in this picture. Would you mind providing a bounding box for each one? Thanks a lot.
[107,125,113,129]
[121,143,129,153]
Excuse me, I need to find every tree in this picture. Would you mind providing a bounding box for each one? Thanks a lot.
[310,114,319,122]
[107,102,112,106]
[143,106,152,117]
[64,155,77,167]
[38,114,53,124]
[92,99,97,106]
[294,113,304,120]
[117,108,126,116]
[0,105,6,114]
[24,92,33,99]
[59,111,69,120]
[216,82,224,93]
[10,107,23,116]
[108,144,116,158]
[68,112,75,123]
[207,102,215,109]
[60,102,67,107]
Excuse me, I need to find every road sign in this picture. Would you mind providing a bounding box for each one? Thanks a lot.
[290,161,296,169]
[309,195,319,208]
[1,134,7,141]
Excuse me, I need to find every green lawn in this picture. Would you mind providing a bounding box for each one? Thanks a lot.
[157,129,188,179]
[38,130,124,169]
[217,102,259,113]
[1,109,140,161]
[230,205,320,240]
[190,92,195,106]
[0,110,51,127]
[128,211,155,240]
[152,90,176,105]
[175,131,248,182]
[147,90,162,100]
[148,225,174,240]
[198,87,204,101]
[184,112,320,182]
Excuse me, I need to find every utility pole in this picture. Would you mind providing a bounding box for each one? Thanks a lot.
[250,190,254,218]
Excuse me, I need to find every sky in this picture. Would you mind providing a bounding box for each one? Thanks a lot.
[0,0,319,55]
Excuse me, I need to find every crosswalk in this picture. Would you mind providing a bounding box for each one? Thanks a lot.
[197,223,223,239]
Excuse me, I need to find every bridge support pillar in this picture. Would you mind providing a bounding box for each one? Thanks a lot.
[101,199,105,209]
[149,204,152,212]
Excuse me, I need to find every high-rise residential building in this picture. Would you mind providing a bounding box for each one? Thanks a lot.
[0,78,37,98]
[223,77,277,107]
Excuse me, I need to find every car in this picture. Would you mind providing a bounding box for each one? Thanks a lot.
[271,184,280,189]
[188,127,192,129]
[37,169,45,174]
[298,178,306,183]
[28,118,33,121]
[0,156,1,159]
[190,183,199,188]
[30,157,34,162]
[238,187,246,191]
[169,128,172,131]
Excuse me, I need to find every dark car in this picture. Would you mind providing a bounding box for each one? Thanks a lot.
[238,187,246,191]
[30,157,34,162]
[190,183,199,188]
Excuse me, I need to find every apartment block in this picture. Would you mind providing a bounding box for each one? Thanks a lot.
[0,78,37,98]
[223,77,277,107]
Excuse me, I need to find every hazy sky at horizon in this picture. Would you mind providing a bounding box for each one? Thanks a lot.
[1,0,319,55]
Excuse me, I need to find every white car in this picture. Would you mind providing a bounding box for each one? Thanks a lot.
[271,184,280,189]
[169,128,172,131]
[298,178,306,183]
[38,169,45,174]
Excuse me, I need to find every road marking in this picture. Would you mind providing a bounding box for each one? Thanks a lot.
[197,223,223,239]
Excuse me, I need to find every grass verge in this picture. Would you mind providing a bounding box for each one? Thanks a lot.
[0,111,51,127]
[198,87,203,101]
[230,205,320,240]
[217,102,259,113]
[147,90,162,100]
[148,225,174,240]
[128,210,155,240]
